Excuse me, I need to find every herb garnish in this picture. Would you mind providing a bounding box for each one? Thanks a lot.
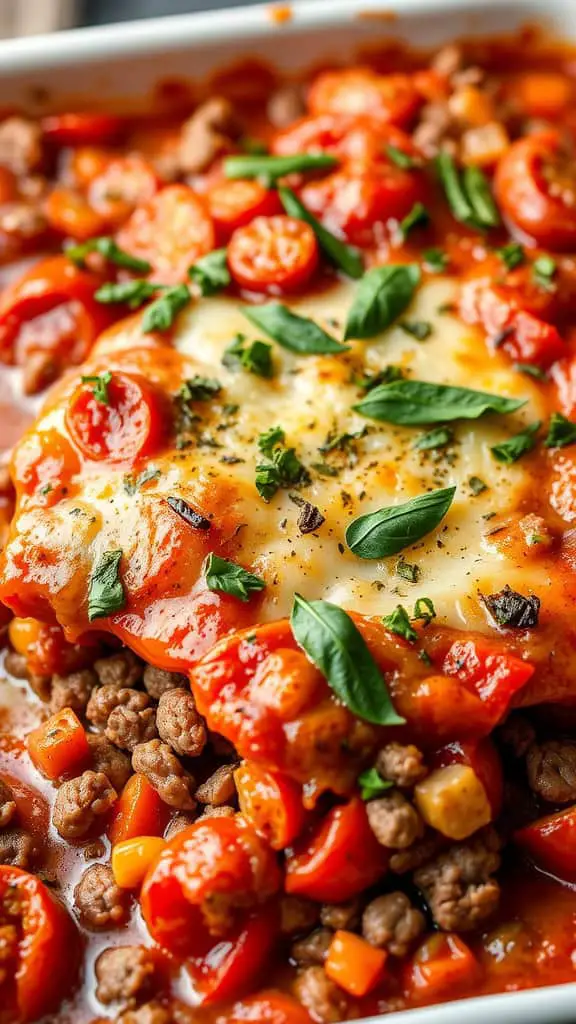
[258,425,286,457]
[203,553,265,602]
[123,467,161,495]
[291,594,405,725]
[413,426,452,451]
[95,280,162,308]
[544,412,576,448]
[496,243,525,271]
[166,496,211,531]
[422,248,449,273]
[436,152,500,230]
[514,363,548,381]
[358,767,394,800]
[491,421,541,464]
[346,486,456,559]
[87,550,125,621]
[344,264,421,341]
[382,604,418,642]
[481,584,540,629]
[224,152,337,181]
[256,427,308,501]
[400,202,429,238]
[469,475,488,495]
[356,365,405,391]
[81,371,112,405]
[244,303,347,355]
[397,559,420,582]
[400,320,432,341]
[222,334,274,378]
[179,376,222,402]
[142,284,191,333]
[279,187,363,279]
[532,255,557,291]
[414,596,436,624]
[354,379,525,425]
[386,144,419,169]
[289,494,326,534]
[188,249,230,296]
[67,236,152,273]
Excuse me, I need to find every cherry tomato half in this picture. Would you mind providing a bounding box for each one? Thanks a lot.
[0,865,78,1022]
[285,797,388,902]
[307,68,421,128]
[207,179,282,241]
[515,806,576,883]
[495,131,576,250]
[235,762,307,850]
[117,184,215,284]
[88,154,160,228]
[188,906,278,1005]
[227,214,319,293]
[41,112,126,147]
[65,370,165,464]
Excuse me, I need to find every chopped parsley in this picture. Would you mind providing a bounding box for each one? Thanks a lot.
[81,371,112,405]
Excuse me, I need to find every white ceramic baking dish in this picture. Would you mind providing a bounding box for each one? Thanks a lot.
[1,1,576,1021]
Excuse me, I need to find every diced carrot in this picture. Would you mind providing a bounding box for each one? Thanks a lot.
[112,835,167,889]
[325,930,387,997]
[27,708,91,781]
[108,772,169,844]
[405,933,481,1002]
[516,72,572,118]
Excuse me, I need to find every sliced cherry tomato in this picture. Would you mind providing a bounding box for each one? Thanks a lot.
[308,68,421,127]
[117,184,215,284]
[42,112,125,147]
[235,762,307,849]
[227,214,319,293]
[67,146,115,187]
[45,187,108,241]
[272,113,417,168]
[0,866,78,1022]
[432,738,504,817]
[300,166,422,246]
[88,154,159,228]
[404,933,481,1004]
[188,906,278,1005]
[0,255,112,369]
[207,179,282,241]
[285,797,388,902]
[442,638,535,722]
[219,991,313,1024]
[515,806,576,882]
[65,370,165,464]
[141,817,280,958]
[495,131,576,250]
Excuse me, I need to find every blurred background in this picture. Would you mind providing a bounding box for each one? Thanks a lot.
[0,0,271,37]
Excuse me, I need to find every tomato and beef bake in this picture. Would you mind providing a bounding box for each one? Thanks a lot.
[4,24,576,1024]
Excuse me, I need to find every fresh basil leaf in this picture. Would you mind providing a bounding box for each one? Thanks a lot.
[142,284,191,333]
[291,594,405,726]
[532,255,557,291]
[514,363,548,381]
[203,552,265,602]
[344,264,420,341]
[469,475,488,495]
[413,596,436,624]
[95,280,162,309]
[496,243,525,271]
[88,550,125,621]
[258,425,285,457]
[544,412,576,449]
[422,247,449,273]
[413,426,452,450]
[396,559,420,582]
[346,486,456,559]
[67,236,151,273]
[256,427,307,500]
[386,144,418,169]
[355,365,405,391]
[123,467,161,495]
[188,249,230,296]
[243,302,347,355]
[358,767,394,800]
[491,420,541,464]
[179,376,222,402]
[222,334,273,378]
[382,604,417,642]
[224,152,337,181]
[81,371,112,405]
[462,166,501,228]
[400,320,432,341]
[354,379,525,425]
[278,187,363,279]
[400,202,429,238]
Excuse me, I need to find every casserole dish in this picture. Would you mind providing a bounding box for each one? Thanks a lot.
[2,2,576,1023]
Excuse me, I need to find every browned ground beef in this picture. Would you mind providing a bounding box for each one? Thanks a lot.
[526,740,576,803]
[195,764,236,806]
[95,945,156,1005]
[362,892,425,957]
[94,650,143,688]
[280,895,320,937]
[132,740,195,810]
[49,668,98,716]
[293,966,350,1023]
[87,733,132,793]
[52,771,117,839]
[143,666,187,699]
[156,688,207,757]
[414,828,501,931]
[0,779,16,828]
[366,790,425,849]
[105,704,158,752]
[291,929,333,966]
[0,827,38,868]
[75,864,131,930]
[376,742,428,789]
[87,686,151,730]
[320,899,361,931]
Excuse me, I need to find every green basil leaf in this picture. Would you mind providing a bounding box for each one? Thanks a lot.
[291,594,405,726]
[344,264,420,341]
[67,236,151,273]
[88,550,125,621]
[413,596,436,624]
[81,371,112,405]
[358,767,394,800]
[278,187,363,279]
[491,420,541,464]
[188,249,230,296]
[258,425,285,457]
[346,486,456,559]
[179,376,222,402]
[514,363,548,381]
[496,243,525,271]
[532,254,557,291]
[95,280,163,309]
[142,284,191,333]
[413,426,452,450]
[386,144,418,169]
[203,553,265,602]
[224,152,338,181]
[397,559,420,582]
[222,334,274,378]
[544,412,576,449]
[354,379,525,425]
[243,302,347,355]
[462,166,501,229]
[400,202,429,239]
[469,475,488,495]
[399,320,432,341]
[422,247,449,273]
[382,604,417,642]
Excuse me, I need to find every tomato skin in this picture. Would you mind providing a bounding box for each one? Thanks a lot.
[0,866,79,1022]
[189,906,278,1005]
[45,187,107,241]
[65,370,165,464]
[219,991,313,1024]
[88,154,160,228]
[285,797,388,902]
[442,638,535,721]
[42,112,125,146]
[227,215,319,293]
[117,184,215,284]
[207,179,282,241]
[272,113,417,168]
[141,817,280,958]
[235,762,307,850]
[108,773,170,845]
[307,69,421,127]
[495,131,576,250]
[515,807,576,882]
